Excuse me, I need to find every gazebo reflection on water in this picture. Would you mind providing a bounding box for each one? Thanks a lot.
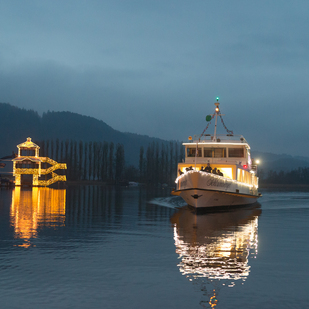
[10,187,66,248]
[171,204,262,308]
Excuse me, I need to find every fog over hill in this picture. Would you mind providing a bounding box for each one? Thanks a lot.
[1,102,309,172]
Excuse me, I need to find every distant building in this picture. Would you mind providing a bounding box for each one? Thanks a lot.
[12,137,67,186]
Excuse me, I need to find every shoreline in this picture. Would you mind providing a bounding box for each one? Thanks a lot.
[2,178,309,190]
[259,183,309,190]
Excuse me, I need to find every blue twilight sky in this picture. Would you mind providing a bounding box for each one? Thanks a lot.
[0,0,308,155]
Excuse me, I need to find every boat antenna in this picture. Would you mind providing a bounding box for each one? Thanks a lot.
[199,97,233,140]
[213,97,220,141]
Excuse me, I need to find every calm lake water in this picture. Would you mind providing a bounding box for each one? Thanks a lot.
[0,185,308,309]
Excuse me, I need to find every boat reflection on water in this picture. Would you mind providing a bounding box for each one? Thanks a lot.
[171,204,262,308]
[10,187,66,248]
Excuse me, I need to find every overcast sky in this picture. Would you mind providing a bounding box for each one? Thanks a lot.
[0,0,309,156]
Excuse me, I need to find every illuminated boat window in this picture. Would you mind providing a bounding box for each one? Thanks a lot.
[220,167,233,179]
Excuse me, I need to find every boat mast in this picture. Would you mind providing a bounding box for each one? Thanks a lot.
[213,97,220,142]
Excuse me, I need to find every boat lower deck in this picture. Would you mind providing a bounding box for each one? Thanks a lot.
[173,170,260,208]
[173,187,259,208]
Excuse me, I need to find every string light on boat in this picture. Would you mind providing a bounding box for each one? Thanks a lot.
[175,170,257,189]
[200,113,215,140]
[219,114,233,135]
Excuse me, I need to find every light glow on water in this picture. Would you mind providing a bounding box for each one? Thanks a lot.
[171,206,261,283]
[0,187,309,308]
[171,205,261,306]
[10,187,66,247]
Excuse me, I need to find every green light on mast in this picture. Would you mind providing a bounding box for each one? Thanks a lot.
[216,97,219,101]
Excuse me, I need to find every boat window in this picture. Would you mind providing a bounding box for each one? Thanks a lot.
[228,148,244,157]
[214,148,226,158]
[204,148,212,157]
[187,147,202,157]
[203,148,226,158]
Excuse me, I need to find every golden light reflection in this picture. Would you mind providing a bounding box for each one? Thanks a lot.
[10,187,66,247]
[209,290,218,308]
[171,205,261,306]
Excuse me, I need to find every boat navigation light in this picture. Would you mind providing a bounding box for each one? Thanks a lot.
[255,159,260,164]
[214,102,220,113]
[216,97,219,101]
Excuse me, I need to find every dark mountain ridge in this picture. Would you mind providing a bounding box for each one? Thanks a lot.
[0,103,170,166]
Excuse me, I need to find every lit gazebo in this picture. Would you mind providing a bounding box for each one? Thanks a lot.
[12,137,67,186]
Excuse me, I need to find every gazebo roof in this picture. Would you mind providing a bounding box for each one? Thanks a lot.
[17,137,40,149]
[13,157,42,163]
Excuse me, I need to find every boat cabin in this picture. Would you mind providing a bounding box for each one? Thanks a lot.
[177,134,256,185]
[184,135,250,165]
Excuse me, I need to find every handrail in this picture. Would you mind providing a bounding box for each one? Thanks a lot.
[191,134,247,143]
[37,172,66,186]
[13,156,67,187]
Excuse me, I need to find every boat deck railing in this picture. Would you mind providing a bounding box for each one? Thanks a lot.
[187,134,248,144]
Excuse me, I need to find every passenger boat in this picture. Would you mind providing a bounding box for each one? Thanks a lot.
[172,98,261,209]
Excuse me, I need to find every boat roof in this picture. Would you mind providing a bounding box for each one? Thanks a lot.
[183,134,250,148]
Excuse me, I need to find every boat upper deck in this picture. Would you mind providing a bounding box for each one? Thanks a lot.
[183,134,249,147]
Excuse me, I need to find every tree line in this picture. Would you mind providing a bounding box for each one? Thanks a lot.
[259,167,309,184]
[37,139,184,185]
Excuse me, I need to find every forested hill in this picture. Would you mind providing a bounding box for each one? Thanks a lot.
[0,102,170,165]
[1,102,309,171]
[251,151,309,173]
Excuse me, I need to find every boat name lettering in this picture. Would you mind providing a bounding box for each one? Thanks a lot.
[206,178,231,189]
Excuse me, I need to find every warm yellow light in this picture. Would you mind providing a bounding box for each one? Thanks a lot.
[215,107,219,112]
[220,168,233,179]
[10,187,66,247]
[188,136,192,141]
[13,138,67,187]
[255,159,260,164]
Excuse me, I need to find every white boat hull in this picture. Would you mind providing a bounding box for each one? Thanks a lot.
[174,171,260,208]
